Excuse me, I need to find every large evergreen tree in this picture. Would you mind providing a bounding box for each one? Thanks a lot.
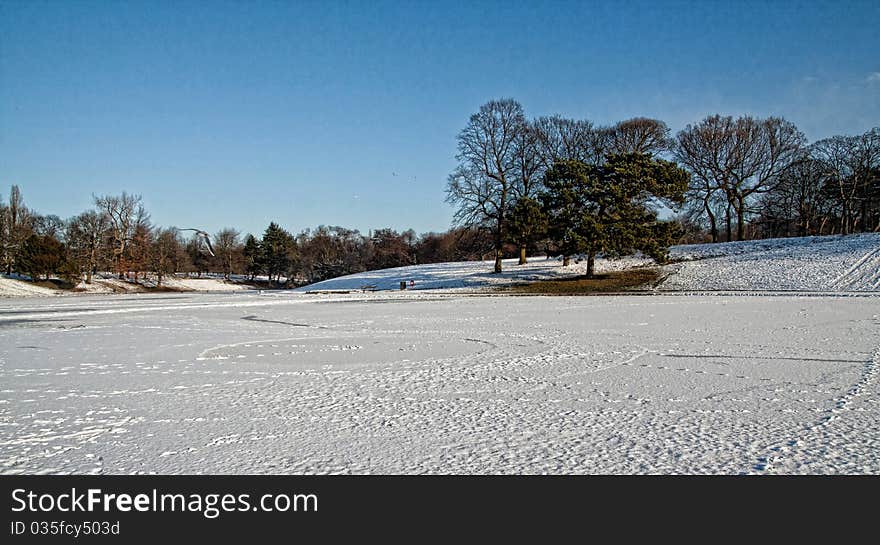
[542,153,689,277]
[242,234,261,280]
[507,197,547,265]
[260,222,296,284]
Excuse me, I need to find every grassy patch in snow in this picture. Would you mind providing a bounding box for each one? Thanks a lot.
[32,278,76,290]
[507,267,661,295]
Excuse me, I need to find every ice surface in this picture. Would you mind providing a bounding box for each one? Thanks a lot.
[1,291,877,474]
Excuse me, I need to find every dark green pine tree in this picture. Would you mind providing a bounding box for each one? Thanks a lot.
[242,234,261,280]
[260,222,296,285]
[541,153,689,277]
[508,197,548,265]
[540,160,594,267]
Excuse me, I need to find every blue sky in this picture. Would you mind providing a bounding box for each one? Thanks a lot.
[1,0,878,237]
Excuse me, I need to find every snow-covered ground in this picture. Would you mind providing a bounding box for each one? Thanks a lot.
[0,274,255,298]
[1,290,877,474]
[663,232,880,292]
[0,276,59,297]
[296,233,880,293]
[294,255,650,292]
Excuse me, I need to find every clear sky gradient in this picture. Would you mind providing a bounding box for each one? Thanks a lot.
[1,0,878,237]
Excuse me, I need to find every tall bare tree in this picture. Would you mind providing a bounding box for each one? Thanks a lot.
[213,228,242,280]
[510,120,544,264]
[0,195,6,273]
[676,115,804,241]
[850,128,880,232]
[446,99,526,273]
[94,192,146,277]
[725,116,805,240]
[66,210,109,283]
[150,228,181,286]
[609,117,671,155]
[676,117,730,241]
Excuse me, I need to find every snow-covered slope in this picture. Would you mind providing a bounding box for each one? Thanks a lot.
[663,233,880,292]
[1,274,255,298]
[0,276,60,297]
[295,233,880,293]
[293,256,650,292]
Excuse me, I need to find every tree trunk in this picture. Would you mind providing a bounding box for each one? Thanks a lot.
[725,202,732,242]
[704,197,718,243]
[586,250,596,279]
[518,246,527,265]
[494,249,503,273]
[562,255,570,267]
[86,248,95,283]
[736,196,745,241]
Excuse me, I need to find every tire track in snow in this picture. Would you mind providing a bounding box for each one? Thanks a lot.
[750,345,880,474]
[829,246,880,291]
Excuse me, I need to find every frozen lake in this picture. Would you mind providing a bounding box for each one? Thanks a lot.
[1,291,878,474]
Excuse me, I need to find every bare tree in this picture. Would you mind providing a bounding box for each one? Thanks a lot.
[767,155,831,237]
[213,228,242,280]
[850,128,880,232]
[676,115,805,241]
[127,221,153,282]
[66,210,109,283]
[0,196,6,273]
[534,116,594,167]
[94,192,146,278]
[609,117,671,155]
[676,117,730,241]
[150,228,181,286]
[725,116,805,240]
[510,120,544,264]
[446,99,526,273]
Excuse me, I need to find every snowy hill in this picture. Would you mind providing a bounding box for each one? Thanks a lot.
[296,233,880,293]
[0,276,59,297]
[293,255,650,293]
[664,232,880,292]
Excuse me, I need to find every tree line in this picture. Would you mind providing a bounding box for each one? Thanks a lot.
[2,100,877,286]
[447,98,880,274]
[0,186,498,287]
